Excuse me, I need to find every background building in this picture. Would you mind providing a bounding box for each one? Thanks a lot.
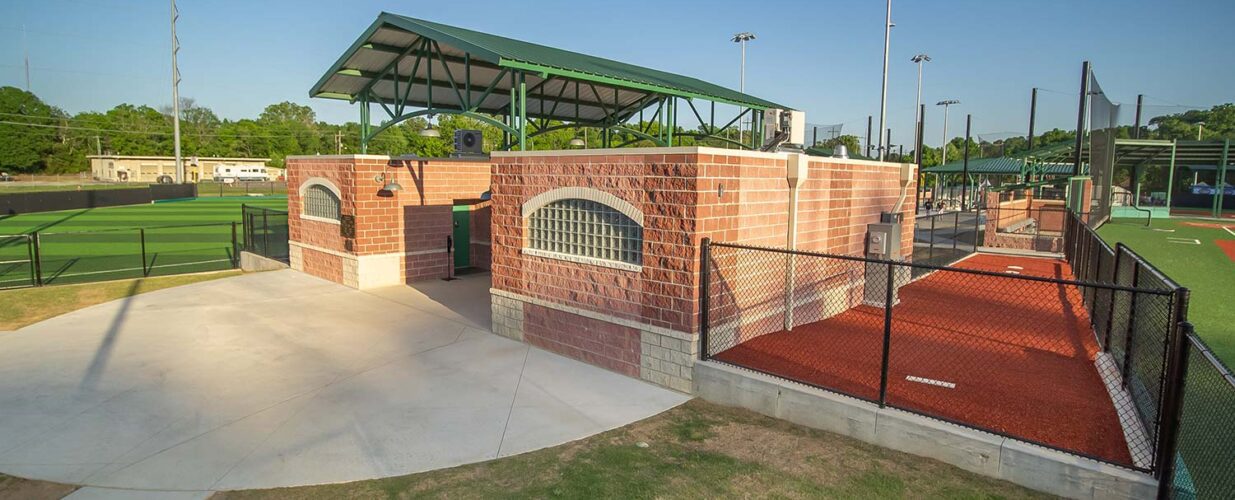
[88,155,279,183]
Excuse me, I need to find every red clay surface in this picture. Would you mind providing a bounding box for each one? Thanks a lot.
[1217,240,1235,263]
[1182,221,1234,229]
[714,253,1134,466]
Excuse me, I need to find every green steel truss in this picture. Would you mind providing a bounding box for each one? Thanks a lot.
[311,13,783,152]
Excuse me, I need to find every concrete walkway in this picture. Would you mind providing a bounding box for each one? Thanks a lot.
[0,270,688,495]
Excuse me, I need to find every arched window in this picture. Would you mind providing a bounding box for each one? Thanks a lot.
[302,183,341,221]
[527,198,642,266]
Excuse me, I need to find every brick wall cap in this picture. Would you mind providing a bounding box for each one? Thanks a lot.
[285,154,393,161]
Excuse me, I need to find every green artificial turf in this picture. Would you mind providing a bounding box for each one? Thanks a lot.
[0,197,286,287]
[1097,217,1235,364]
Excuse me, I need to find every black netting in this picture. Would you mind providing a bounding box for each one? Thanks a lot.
[1173,335,1235,499]
[242,205,290,263]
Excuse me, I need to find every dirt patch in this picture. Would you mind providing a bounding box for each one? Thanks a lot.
[1182,222,1234,229]
[1217,240,1235,263]
[0,474,77,500]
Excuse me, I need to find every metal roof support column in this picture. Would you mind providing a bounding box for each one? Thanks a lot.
[667,98,676,146]
[518,71,527,151]
[359,92,370,153]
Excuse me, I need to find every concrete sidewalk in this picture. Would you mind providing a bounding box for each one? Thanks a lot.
[0,270,688,494]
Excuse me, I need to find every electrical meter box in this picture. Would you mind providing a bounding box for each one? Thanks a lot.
[866,222,902,259]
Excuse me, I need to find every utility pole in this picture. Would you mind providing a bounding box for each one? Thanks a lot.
[335,130,343,154]
[937,99,960,165]
[731,32,756,146]
[876,0,893,161]
[170,0,184,183]
[95,136,102,156]
[22,25,31,91]
[1197,121,1205,141]
[1028,88,1038,151]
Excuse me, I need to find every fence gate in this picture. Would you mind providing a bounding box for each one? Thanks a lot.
[0,234,35,290]
[241,205,290,263]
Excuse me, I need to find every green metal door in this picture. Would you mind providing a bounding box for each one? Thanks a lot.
[452,205,470,269]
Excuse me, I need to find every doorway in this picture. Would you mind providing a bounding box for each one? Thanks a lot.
[452,204,470,269]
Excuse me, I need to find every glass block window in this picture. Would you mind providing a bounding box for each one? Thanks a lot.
[528,199,642,265]
[303,184,341,221]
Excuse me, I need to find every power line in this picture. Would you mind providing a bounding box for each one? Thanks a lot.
[0,119,336,139]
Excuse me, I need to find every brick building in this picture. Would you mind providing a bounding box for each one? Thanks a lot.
[285,155,491,288]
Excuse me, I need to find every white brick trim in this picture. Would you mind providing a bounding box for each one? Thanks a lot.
[522,248,642,272]
[297,176,342,197]
[520,186,644,225]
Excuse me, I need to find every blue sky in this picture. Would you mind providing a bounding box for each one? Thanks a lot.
[2,0,1233,148]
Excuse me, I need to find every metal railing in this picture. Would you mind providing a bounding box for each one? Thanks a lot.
[700,228,1189,477]
[241,205,289,263]
[0,223,239,289]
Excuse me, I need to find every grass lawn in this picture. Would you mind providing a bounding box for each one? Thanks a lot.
[0,270,241,330]
[0,197,285,287]
[0,473,76,500]
[213,399,1044,500]
[1098,217,1235,364]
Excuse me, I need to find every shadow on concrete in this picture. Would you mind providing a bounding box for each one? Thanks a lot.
[78,279,142,392]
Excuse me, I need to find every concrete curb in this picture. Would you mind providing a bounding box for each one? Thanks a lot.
[694,360,1157,499]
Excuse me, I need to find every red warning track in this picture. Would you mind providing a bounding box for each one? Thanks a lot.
[713,253,1133,466]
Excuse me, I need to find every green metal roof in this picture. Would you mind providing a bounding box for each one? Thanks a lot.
[921,156,1074,175]
[310,12,788,123]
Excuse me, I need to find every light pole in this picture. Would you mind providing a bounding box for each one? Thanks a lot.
[876,0,893,161]
[937,99,960,165]
[1197,121,1206,141]
[911,54,930,127]
[731,32,756,145]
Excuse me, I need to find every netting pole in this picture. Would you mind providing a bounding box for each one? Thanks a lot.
[1073,61,1090,177]
[139,228,147,277]
[878,261,894,407]
[699,237,711,361]
[32,231,43,286]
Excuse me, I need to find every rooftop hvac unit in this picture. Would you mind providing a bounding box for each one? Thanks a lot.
[453,129,485,156]
[762,109,806,151]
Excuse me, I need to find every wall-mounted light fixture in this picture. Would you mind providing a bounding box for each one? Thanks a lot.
[375,168,403,194]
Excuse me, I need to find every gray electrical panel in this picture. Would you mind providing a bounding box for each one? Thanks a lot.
[866,221,902,260]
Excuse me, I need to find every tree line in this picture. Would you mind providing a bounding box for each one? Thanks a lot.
[1,85,1230,174]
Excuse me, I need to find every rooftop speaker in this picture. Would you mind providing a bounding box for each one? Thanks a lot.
[833,145,849,159]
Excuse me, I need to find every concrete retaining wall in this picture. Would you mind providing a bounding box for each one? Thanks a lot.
[694,361,1157,499]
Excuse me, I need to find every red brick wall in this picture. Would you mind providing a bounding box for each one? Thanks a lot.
[286,155,491,285]
[492,149,915,376]
[523,303,641,377]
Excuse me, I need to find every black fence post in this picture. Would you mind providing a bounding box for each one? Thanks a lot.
[973,205,981,251]
[700,237,711,361]
[139,228,147,277]
[1155,288,1192,496]
[951,212,959,252]
[1103,245,1124,351]
[928,215,936,260]
[31,231,43,286]
[1122,261,1142,384]
[878,261,895,407]
[262,210,270,256]
[231,221,239,268]
[25,235,36,287]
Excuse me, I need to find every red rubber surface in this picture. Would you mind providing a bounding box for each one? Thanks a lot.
[714,253,1134,466]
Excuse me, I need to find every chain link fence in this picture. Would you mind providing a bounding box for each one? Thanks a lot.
[702,206,1194,477]
[241,205,289,263]
[0,223,239,289]
[197,181,287,198]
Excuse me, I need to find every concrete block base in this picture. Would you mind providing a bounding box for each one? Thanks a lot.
[693,361,1157,500]
[239,251,289,272]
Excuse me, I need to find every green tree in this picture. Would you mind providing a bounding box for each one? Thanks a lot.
[0,86,63,172]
